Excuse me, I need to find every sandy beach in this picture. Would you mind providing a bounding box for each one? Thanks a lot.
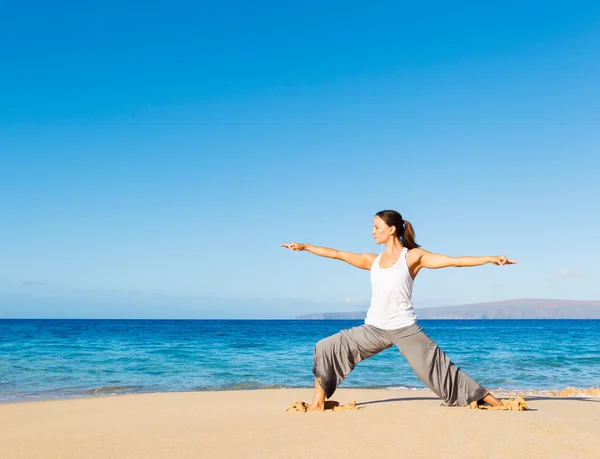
[1,389,599,459]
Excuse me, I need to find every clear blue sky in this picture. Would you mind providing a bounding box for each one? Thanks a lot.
[1,1,599,318]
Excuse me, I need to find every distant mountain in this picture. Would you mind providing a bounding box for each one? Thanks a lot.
[296,311,367,320]
[296,299,600,320]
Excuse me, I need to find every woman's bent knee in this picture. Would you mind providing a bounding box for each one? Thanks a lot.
[314,333,342,356]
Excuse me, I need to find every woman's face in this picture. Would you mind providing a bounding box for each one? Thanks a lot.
[372,216,394,244]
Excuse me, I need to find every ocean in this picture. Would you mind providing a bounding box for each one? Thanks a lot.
[1,319,599,403]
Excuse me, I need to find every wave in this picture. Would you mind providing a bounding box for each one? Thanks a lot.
[83,385,144,396]
[469,386,600,398]
[192,382,289,391]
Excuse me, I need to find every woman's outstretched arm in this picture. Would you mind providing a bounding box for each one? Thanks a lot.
[412,248,517,270]
[281,243,377,270]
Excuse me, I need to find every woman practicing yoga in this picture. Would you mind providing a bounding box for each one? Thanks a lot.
[281,209,516,411]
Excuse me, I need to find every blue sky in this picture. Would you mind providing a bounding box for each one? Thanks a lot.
[1,1,599,318]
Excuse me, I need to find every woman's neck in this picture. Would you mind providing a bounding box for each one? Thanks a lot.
[384,238,404,255]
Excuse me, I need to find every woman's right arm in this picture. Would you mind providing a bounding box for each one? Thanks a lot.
[281,243,376,271]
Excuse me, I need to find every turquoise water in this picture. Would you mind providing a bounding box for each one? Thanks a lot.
[1,319,599,403]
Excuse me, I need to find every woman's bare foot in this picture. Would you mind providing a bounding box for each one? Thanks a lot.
[481,393,504,408]
[306,402,325,412]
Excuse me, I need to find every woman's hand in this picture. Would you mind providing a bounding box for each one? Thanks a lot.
[489,256,517,266]
[281,242,306,252]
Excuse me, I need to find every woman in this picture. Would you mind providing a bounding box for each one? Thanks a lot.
[281,210,516,411]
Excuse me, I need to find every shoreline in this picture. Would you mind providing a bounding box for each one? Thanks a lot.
[2,388,599,458]
[2,385,600,406]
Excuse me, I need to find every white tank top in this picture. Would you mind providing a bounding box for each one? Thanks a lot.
[364,247,417,330]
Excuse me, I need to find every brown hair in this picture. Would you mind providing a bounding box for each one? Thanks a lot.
[375,210,421,249]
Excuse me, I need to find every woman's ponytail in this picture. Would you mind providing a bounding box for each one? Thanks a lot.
[401,219,420,249]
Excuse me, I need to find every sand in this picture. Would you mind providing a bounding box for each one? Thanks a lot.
[1,389,599,459]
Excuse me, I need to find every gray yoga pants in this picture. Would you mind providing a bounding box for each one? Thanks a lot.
[312,323,489,407]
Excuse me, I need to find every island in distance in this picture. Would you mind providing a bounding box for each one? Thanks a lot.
[296,299,600,320]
